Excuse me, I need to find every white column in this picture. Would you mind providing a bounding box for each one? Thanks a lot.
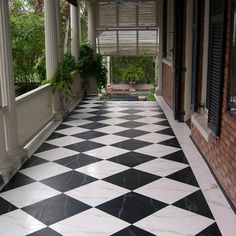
[78,0,81,49]
[44,0,62,115]
[55,0,63,63]
[0,0,25,158]
[88,0,96,51]
[107,56,111,86]
[70,2,79,62]
[157,0,163,95]
[0,87,7,161]
[44,0,59,80]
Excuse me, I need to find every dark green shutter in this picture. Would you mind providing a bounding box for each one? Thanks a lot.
[173,0,184,121]
[207,0,226,135]
[191,0,202,112]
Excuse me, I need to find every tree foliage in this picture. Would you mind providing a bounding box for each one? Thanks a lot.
[111,56,155,84]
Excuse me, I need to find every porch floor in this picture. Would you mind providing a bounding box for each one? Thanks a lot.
[0,96,235,236]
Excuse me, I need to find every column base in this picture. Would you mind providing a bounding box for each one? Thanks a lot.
[0,150,27,190]
[87,77,98,95]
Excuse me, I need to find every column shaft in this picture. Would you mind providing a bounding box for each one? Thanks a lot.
[88,1,96,51]
[107,56,111,86]
[71,2,79,61]
[0,0,24,156]
[55,0,63,63]
[44,0,59,80]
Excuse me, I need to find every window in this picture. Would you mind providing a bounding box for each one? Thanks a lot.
[163,0,174,60]
[228,1,236,115]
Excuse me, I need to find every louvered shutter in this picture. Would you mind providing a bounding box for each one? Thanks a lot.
[207,0,226,135]
[173,0,184,121]
[191,0,202,112]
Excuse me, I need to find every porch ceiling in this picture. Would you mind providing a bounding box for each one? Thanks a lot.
[96,0,160,56]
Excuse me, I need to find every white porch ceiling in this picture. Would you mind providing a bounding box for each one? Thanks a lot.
[96,0,160,56]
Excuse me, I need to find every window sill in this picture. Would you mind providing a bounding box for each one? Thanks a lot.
[162,58,173,67]
[191,113,214,143]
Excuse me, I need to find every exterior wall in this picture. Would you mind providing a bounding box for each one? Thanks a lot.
[191,0,236,208]
[162,61,174,108]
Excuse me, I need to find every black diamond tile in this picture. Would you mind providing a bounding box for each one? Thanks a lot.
[35,143,57,153]
[73,131,107,140]
[56,124,71,131]
[103,169,160,190]
[46,132,66,141]
[173,190,214,219]
[195,223,222,236]
[118,121,146,129]
[112,139,151,151]
[54,153,102,169]
[120,108,143,114]
[108,152,156,167]
[0,173,35,192]
[161,150,189,164]
[21,156,49,170]
[115,129,148,138]
[111,225,155,236]
[86,115,109,122]
[22,194,91,225]
[89,110,112,115]
[0,197,17,215]
[159,138,181,148]
[166,167,199,187]
[41,171,97,192]
[152,114,167,119]
[27,227,62,236]
[156,128,175,136]
[155,120,170,127]
[97,192,167,224]
[63,116,78,122]
[65,141,104,152]
[119,115,145,120]
[79,122,108,130]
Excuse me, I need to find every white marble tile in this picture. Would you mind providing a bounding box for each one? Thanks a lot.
[135,124,169,133]
[136,117,166,124]
[105,107,129,112]
[135,144,180,158]
[62,119,93,127]
[70,113,95,119]
[134,205,214,236]
[134,158,188,177]
[90,134,129,145]
[0,209,45,236]
[76,108,99,113]
[157,96,236,236]
[135,178,199,204]
[135,133,174,143]
[103,111,127,118]
[20,162,70,181]
[137,111,163,117]
[79,103,101,108]
[95,125,128,134]
[55,127,89,135]
[76,160,129,179]
[51,208,129,236]
[99,118,127,125]
[0,182,60,208]
[35,147,79,161]
[65,180,129,207]
[46,137,84,147]
[84,146,129,159]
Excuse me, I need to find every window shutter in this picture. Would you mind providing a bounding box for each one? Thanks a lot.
[191,0,202,112]
[207,0,226,135]
[173,0,184,121]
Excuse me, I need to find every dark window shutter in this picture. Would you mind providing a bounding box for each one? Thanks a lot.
[173,0,184,121]
[191,0,202,112]
[207,0,226,135]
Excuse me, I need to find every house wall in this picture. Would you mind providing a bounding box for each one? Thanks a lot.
[191,0,236,208]
[162,61,174,108]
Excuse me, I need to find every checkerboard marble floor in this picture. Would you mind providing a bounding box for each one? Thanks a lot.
[0,96,234,235]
